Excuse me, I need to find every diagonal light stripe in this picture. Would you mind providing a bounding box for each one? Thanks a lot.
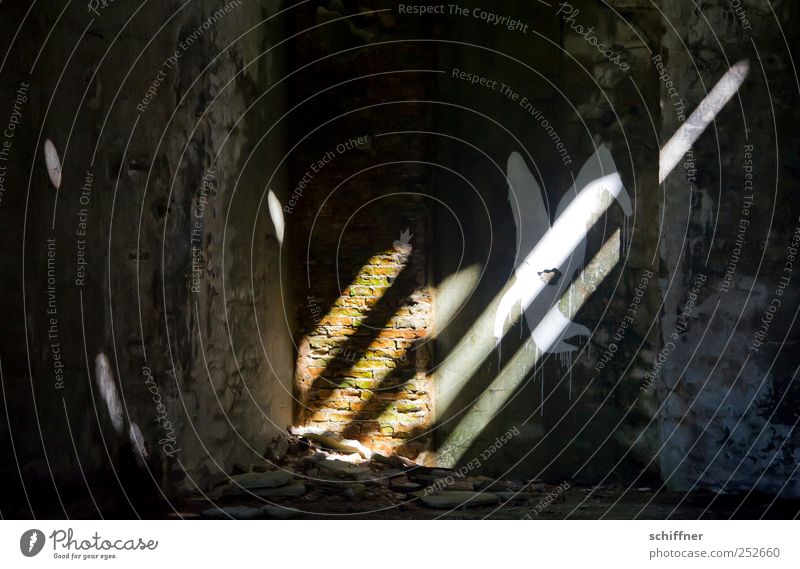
[440,231,621,461]
[659,60,749,183]
[436,61,749,464]
[438,177,625,414]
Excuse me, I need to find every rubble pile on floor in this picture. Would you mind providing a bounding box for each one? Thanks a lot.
[192,430,557,519]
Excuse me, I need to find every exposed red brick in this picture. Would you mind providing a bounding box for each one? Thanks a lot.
[290,8,434,457]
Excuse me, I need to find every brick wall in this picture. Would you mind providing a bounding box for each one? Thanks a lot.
[289,3,435,458]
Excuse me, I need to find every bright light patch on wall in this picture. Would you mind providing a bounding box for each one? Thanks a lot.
[43,139,62,189]
[659,60,749,183]
[308,250,409,337]
[94,353,124,434]
[306,337,412,425]
[298,247,411,416]
[128,421,148,467]
[267,188,285,246]
[433,264,482,329]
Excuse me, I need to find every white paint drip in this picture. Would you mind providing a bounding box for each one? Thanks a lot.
[540,364,544,417]
[557,350,574,400]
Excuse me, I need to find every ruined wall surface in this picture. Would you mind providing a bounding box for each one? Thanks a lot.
[290,2,435,458]
[0,0,293,516]
[431,0,663,483]
[2,0,798,521]
[658,0,800,496]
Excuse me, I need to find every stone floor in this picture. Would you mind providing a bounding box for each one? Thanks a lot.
[170,433,800,520]
[179,484,800,520]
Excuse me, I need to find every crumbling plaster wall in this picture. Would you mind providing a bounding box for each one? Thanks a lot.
[0,0,294,515]
[657,0,800,496]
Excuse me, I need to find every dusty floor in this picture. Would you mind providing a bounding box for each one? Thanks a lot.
[6,433,798,520]
[170,435,800,520]
[176,485,800,520]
